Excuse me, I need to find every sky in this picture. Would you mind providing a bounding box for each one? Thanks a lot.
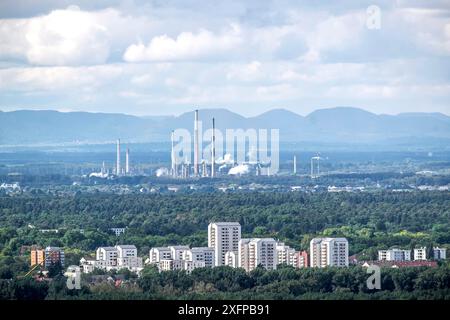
[0,0,449,117]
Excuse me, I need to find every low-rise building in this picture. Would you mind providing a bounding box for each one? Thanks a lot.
[182,247,215,268]
[149,247,172,263]
[433,247,446,260]
[86,245,142,273]
[378,249,411,261]
[110,228,126,236]
[414,247,427,261]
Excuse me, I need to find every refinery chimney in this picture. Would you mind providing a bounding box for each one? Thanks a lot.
[194,109,199,176]
[171,130,176,177]
[211,117,216,178]
[125,148,130,174]
[116,139,121,176]
[293,155,297,175]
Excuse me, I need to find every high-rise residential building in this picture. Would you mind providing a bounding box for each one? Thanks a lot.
[44,246,65,268]
[378,249,411,261]
[238,238,277,272]
[433,247,446,260]
[414,247,427,261]
[30,247,45,266]
[296,250,309,268]
[310,238,348,268]
[208,222,241,267]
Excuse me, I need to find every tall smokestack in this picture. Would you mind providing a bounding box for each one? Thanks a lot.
[293,155,297,175]
[194,109,199,176]
[171,130,176,177]
[126,148,130,174]
[116,139,121,176]
[211,117,215,178]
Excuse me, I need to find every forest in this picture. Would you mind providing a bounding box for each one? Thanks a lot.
[0,190,449,299]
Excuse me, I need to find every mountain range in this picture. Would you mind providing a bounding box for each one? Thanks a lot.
[1,107,450,146]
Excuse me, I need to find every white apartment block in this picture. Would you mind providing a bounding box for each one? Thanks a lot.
[158,259,205,273]
[414,247,427,261]
[184,260,206,273]
[149,247,172,263]
[224,251,238,268]
[149,246,214,272]
[208,222,241,267]
[183,247,215,268]
[310,238,349,268]
[276,242,297,267]
[116,245,142,269]
[378,249,411,261]
[92,245,142,272]
[96,247,118,267]
[433,247,446,260]
[169,245,190,261]
[159,259,184,272]
[239,238,277,272]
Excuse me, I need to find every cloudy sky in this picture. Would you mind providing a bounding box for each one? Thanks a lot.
[0,0,449,116]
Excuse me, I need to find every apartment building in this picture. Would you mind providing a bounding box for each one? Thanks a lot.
[310,238,348,268]
[208,222,241,267]
[224,251,238,268]
[169,245,190,261]
[182,247,215,268]
[30,247,45,266]
[296,250,309,268]
[116,245,142,269]
[44,247,65,268]
[239,238,277,272]
[433,247,447,260]
[414,247,427,261]
[96,247,118,267]
[149,247,172,263]
[378,249,411,261]
[158,259,184,272]
[93,245,142,271]
[276,242,297,267]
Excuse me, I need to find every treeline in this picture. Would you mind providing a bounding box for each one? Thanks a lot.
[0,191,449,259]
[1,265,449,300]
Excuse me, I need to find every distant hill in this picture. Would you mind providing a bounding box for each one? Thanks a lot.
[1,107,450,146]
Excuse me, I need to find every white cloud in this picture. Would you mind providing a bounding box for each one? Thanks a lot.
[0,64,123,91]
[0,6,160,66]
[0,1,450,116]
[123,25,243,62]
